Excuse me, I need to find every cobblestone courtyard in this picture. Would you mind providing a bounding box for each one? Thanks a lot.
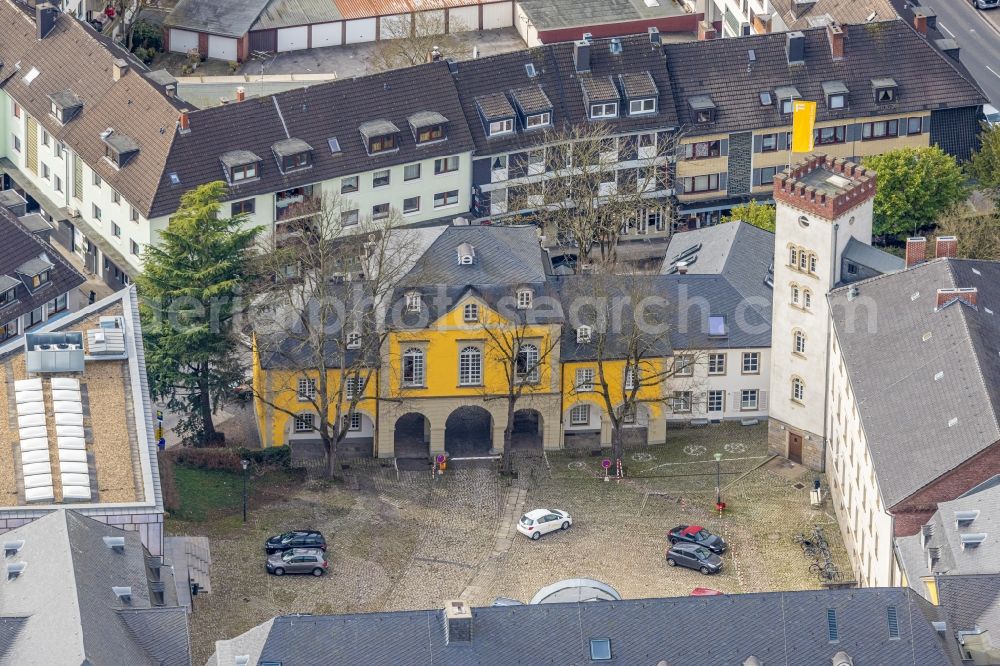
[170,423,852,662]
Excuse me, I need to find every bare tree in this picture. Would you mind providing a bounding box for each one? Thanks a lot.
[250,197,418,479]
[506,123,680,270]
[111,0,155,50]
[478,311,561,475]
[567,267,704,465]
[935,200,1000,259]
[370,12,468,72]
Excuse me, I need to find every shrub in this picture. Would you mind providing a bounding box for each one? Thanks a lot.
[131,20,162,51]
[169,446,242,472]
[228,60,239,73]
[239,446,290,469]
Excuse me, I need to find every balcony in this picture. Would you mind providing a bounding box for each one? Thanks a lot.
[275,186,319,223]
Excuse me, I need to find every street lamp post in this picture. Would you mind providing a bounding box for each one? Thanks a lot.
[714,453,723,514]
[241,459,249,524]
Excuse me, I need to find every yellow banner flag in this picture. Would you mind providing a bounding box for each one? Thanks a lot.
[791,100,816,153]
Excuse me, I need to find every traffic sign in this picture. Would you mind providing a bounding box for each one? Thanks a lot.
[436,454,445,464]
[156,410,163,422]
[601,459,611,469]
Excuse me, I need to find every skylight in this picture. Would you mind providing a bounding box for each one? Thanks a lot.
[23,67,39,85]
[759,91,772,106]
[589,638,612,661]
[328,137,341,154]
[168,172,180,185]
[708,315,727,336]
[525,63,537,78]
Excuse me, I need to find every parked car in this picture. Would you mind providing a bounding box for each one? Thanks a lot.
[667,525,727,554]
[517,509,572,540]
[984,104,1000,127]
[266,548,328,576]
[666,542,723,575]
[970,0,999,9]
[264,530,326,554]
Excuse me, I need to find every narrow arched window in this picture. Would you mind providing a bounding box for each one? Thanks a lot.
[402,348,425,386]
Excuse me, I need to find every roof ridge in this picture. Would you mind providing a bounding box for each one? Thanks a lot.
[55,510,89,662]
[893,14,990,101]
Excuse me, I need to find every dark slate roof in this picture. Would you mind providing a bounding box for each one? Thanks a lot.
[0,207,85,328]
[663,20,987,137]
[510,86,553,115]
[0,510,191,665]
[0,617,27,662]
[830,259,1000,508]
[451,34,679,155]
[215,588,958,666]
[0,0,186,218]
[936,573,1000,656]
[154,62,474,217]
[401,225,548,287]
[842,236,904,275]
[163,0,271,37]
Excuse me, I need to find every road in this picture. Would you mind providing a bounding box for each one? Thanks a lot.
[913,1,1000,105]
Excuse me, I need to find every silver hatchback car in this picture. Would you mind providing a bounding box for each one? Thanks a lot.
[266,548,328,576]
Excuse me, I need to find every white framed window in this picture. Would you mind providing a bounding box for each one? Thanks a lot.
[516,343,539,383]
[675,355,694,376]
[41,128,50,146]
[402,348,425,386]
[463,303,479,322]
[489,118,514,136]
[791,284,800,306]
[575,368,594,392]
[294,412,315,432]
[803,289,812,310]
[741,389,759,410]
[624,365,636,390]
[372,202,390,220]
[794,330,806,355]
[112,222,121,238]
[341,175,359,193]
[343,411,362,431]
[53,174,62,192]
[93,172,102,187]
[670,391,692,412]
[297,378,316,401]
[742,352,760,374]
[130,239,141,256]
[590,102,618,119]
[708,353,726,375]
[708,390,724,412]
[629,98,656,115]
[434,190,459,208]
[54,142,63,158]
[345,375,364,399]
[576,326,592,343]
[792,377,805,402]
[434,156,459,174]
[405,292,421,312]
[526,112,551,128]
[41,162,50,180]
[459,346,482,385]
[403,163,421,181]
[403,196,420,214]
[789,247,798,267]
[570,403,590,425]
[373,169,390,187]
[516,289,533,309]
[93,204,102,220]
[347,332,362,348]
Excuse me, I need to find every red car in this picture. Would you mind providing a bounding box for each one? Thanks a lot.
[690,587,724,596]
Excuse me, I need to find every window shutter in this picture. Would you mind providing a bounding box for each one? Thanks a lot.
[720,139,729,157]
[719,173,728,191]
[72,153,83,201]
[752,168,761,186]
[922,116,931,134]
[752,135,763,153]
[777,132,788,151]
[759,390,768,410]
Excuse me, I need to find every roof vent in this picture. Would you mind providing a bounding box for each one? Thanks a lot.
[948,417,959,428]
[103,536,126,553]
[932,621,947,633]
[235,657,250,666]
[887,606,899,639]
[4,540,24,557]
[456,243,476,265]
[832,651,853,666]
[573,40,591,73]
[956,510,980,527]
[847,287,859,301]
[113,586,133,604]
[922,331,932,342]
[7,562,26,580]
[934,371,944,381]
[961,533,987,548]
[921,524,934,549]
[827,608,839,642]
[648,27,660,44]
[443,599,473,645]
[609,38,622,55]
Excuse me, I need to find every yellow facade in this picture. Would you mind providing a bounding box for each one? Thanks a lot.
[560,358,667,423]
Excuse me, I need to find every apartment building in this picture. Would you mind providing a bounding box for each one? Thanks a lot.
[702,0,896,37]
[666,21,985,228]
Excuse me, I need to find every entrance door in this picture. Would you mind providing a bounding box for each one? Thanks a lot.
[788,432,803,464]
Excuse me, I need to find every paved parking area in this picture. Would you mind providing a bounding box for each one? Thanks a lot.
[172,422,851,663]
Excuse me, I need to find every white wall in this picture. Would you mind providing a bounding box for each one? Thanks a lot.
[311,22,343,47]
[513,2,539,47]
[277,26,309,52]
[207,35,237,61]
[380,14,411,39]
[482,2,513,30]
[449,6,479,33]
[345,18,377,44]
[676,348,771,421]
[169,28,199,54]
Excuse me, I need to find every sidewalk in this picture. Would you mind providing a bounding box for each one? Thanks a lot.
[48,239,117,304]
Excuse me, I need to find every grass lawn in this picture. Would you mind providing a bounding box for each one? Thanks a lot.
[170,467,245,522]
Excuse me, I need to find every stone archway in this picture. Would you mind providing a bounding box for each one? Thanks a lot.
[512,409,544,452]
[445,406,493,457]
[393,412,430,459]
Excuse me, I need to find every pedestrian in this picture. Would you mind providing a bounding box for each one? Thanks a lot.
[88,290,96,305]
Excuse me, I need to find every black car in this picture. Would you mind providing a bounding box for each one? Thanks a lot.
[265,530,326,554]
[668,524,727,554]
[666,543,723,575]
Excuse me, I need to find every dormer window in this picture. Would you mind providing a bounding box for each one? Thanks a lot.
[101,130,139,169]
[688,96,716,124]
[629,99,656,115]
[619,73,659,117]
[220,150,262,184]
[360,120,401,155]
[49,90,82,124]
[346,332,362,349]
[271,138,313,174]
[32,270,50,288]
[489,119,514,136]
[576,325,592,343]
[477,93,518,138]
[775,86,801,115]
[590,103,618,119]
[516,289,533,309]
[408,111,449,145]
[457,243,476,265]
[526,113,550,129]
[16,255,54,291]
[581,74,620,120]
[0,277,18,306]
[510,86,553,130]
[406,292,422,312]
[822,81,849,110]
[872,77,898,104]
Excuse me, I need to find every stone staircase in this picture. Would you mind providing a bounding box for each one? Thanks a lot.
[164,536,212,610]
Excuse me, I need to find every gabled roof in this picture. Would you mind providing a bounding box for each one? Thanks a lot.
[0,206,85,327]
[842,236,904,275]
[452,34,678,154]
[164,0,272,37]
[209,588,958,665]
[663,20,986,137]
[0,510,190,665]
[936,573,1000,654]
[830,259,1000,508]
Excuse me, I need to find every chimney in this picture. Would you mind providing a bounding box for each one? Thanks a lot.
[573,40,591,73]
[698,21,717,41]
[936,287,978,309]
[786,31,805,64]
[236,86,246,102]
[36,3,58,40]
[905,237,926,268]
[165,84,176,98]
[677,261,689,274]
[648,26,660,44]
[112,58,128,81]
[178,109,190,133]
[936,235,958,259]
[915,7,937,30]
[827,22,844,60]
[913,12,927,36]
[443,600,473,645]
[935,38,960,61]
